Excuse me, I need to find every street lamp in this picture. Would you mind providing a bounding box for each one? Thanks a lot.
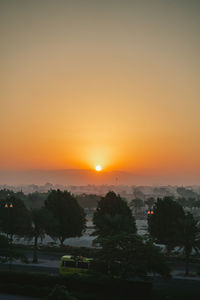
[4,196,13,271]
[5,203,13,209]
[4,199,14,237]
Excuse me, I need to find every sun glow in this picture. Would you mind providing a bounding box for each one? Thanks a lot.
[95,165,102,172]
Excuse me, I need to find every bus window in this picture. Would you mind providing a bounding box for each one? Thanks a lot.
[62,260,76,268]
[77,261,89,269]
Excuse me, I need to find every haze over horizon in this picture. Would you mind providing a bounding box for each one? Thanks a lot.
[1,0,200,185]
[0,168,199,186]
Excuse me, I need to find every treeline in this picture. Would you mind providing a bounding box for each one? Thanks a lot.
[130,195,200,217]
[0,189,49,209]
[131,186,200,214]
[148,196,200,275]
[0,189,86,263]
[0,189,171,279]
[0,189,101,210]
[92,192,200,277]
[1,188,200,213]
[1,189,200,278]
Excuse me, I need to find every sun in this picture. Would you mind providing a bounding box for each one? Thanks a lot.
[95,165,102,172]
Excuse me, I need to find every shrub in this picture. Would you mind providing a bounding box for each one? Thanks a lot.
[0,271,152,299]
[46,284,77,300]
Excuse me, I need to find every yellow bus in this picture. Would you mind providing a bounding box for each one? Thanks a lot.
[59,255,92,275]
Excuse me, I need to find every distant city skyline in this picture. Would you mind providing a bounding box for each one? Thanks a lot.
[1,0,200,184]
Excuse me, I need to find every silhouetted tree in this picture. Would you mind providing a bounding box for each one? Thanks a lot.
[0,196,32,241]
[27,191,49,209]
[0,189,15,200]
[0,234,27,270]
[176,197,188,208]
[187,198,198,210]
[148,197,185,254]
[45,190,86,246]
[93,191,136,238]
[94,233,170,279]
[130,198,144,215]
[133,188,145,200]
[177,213,200,275]
[177,187,198,201]
[76,194,101,209]
[145,197,155,210]
[30,207,58,262]
[92,192,169,279]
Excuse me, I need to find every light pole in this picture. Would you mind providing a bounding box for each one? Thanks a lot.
[4,196,13,271]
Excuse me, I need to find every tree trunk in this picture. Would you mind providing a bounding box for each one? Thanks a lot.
[166,245,172,256]
[59,237,64,247]
[8,234,13,272]
[185,254,190,276]
[107,262,111,276]
[33,235,38,263]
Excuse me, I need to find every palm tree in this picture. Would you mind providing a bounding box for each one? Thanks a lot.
[130,198,144,216]
[177,213,200,276]
[145,197,155,210]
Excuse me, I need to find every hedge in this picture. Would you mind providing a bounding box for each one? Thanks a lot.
[0,271,152,299]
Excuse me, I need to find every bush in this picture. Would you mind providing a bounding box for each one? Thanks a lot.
[0,283,50,297]
[46,284,77,300]
[0,271,152,300]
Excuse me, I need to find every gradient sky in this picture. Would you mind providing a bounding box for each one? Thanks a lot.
[1,0,200,183]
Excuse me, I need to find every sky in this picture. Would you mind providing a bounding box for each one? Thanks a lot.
[1,0,200,185]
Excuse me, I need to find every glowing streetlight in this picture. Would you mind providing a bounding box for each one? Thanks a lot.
[4,197,14,271]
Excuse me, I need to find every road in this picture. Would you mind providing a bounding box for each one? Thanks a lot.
[0,294,36,300]
[1,249,200,275]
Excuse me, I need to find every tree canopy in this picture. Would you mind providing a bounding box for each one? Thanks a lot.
[176,212,200,275]
[0,196,32,240]
[130,198,144,215]
[0,234,27,267]
[148,197,185,253]
[45,190,86,246]
[145,197,155,210]
[92,192,169,279]
[30,207,58,262]
[93,191,136,238]
[94,233,170,279]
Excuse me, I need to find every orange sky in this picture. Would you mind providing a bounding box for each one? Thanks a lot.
[1,0,200,183]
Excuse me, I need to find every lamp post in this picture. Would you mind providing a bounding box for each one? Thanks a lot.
[4,196,13,271]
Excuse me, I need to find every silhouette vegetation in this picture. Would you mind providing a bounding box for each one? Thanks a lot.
[45,190,86,246]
